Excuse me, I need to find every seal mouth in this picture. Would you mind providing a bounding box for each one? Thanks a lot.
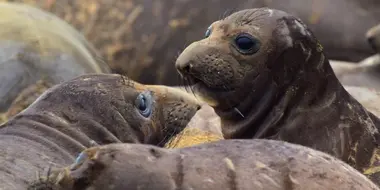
[182,75,232,94]
[180,75,233,107]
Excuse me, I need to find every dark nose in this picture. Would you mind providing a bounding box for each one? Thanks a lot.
[176,42,205,76]
[175,58,193,76]
[196,104,201,111]
[368,36,378,52]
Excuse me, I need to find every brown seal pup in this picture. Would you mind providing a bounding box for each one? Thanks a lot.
[4,0,378,86]
[175,8,380,184]
[0,2,110,123]
[0,73,201,190]
[29,139,380,190]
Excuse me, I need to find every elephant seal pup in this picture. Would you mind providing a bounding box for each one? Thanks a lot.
[29,139,379,190]
[0,2,110,123]
[0,73,201,190]
[175,8,380,184]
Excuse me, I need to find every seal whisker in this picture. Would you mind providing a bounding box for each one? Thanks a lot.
[220,85,243,117]
[158,124,171,147]
[166,120,186,148]
[188,77,198,100]
[157,127,178,147]
[220,9,234,20]
[182,76,191,93]
[234,107,245,118]
[174,7,380,187]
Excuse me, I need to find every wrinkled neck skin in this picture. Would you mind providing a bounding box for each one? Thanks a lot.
[0,96,140,189]
[220,54,380,166]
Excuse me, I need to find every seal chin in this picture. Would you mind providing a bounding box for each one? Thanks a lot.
[188,78,235,108]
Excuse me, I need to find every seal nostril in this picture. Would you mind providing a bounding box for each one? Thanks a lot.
[368,37,374,45]
[176,60,194,75]
[183,64,191,74]
[368,37,378,52]
[196,105,201,111]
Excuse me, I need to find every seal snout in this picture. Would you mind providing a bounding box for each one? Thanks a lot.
[175,42,202,77]
[143,85,202,144]
[176,59,194,77]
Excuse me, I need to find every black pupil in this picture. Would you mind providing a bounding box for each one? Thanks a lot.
[236,36,255,50]
[139,96,147,111]
[205,28,211,37]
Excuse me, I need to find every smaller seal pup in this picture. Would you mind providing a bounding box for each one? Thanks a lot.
[29,139,380,190]
[175,8,380,184]
[0,73,201,189]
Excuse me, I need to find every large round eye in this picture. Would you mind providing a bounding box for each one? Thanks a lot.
[205,25,212,38]
[135,90,153,118]
[234,33,261,55]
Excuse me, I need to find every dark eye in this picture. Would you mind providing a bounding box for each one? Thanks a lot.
[135,90,153,118]
[205,25,212,38]
[234,33,260,55]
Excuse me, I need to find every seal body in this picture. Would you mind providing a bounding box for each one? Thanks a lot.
[0,74,201,189]
[0,2,110,123]
[32,139,380,190]
[175,8,380,185]
[2,0,378,86]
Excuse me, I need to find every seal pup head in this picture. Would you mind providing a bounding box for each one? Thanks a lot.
[12,74,201,147]
[175,8,342,138]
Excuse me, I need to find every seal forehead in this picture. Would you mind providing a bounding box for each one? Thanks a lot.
[225,8,287,28]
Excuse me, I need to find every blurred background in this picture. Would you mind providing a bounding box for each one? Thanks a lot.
[2,0,379,85]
